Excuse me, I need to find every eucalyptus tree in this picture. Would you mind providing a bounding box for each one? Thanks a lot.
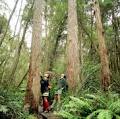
[67,0,81,93]
[24,0,42,112]
[93,0,110,91]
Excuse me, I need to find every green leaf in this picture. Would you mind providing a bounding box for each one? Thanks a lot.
[86,109,103,119]
[114,114,120,119]
[57,111,75,119]
[97,110,113,119]
[109,100,120,114]
[0,105,8,113]
[103,0,113,5]
[70,96,91,109]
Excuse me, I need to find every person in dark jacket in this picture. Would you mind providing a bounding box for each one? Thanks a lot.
[51,74,68,109]
[40,73,51,112]
[40,74,49,94]
[57,74,68,102]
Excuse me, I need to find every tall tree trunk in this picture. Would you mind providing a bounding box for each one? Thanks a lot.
[8,19,29,82]
[13,0,23,37]
[93,0,110,91]
[8,3,33,83]
[67,0,81,93]
[0,0,19,46]
[112,9,120,73]
[24,0,42,112]
[43,0,49,72]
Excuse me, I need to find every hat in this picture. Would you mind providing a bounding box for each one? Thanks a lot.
[43,92,49,96]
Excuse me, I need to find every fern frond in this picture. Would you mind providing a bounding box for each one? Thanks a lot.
[70,96,91,109]
[85,94,97,100]
[86,109,103,119]
[114,114,120,119]
[97,110,113,119]
[109,100,120,114]
[85,94,107,107]
[0,105,8,113]
[57,110,75,119]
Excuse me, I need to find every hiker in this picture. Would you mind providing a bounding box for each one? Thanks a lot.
[40,73,51,112]
[51,74,68,109]
[57,74,68,102]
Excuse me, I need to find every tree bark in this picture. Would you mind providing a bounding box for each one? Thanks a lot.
[24,0,42,112]
[93,0,110,91]
[112,9,120,73]
[67,0,81,93]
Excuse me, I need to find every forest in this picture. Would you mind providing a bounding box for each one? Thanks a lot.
[0,0,120,119]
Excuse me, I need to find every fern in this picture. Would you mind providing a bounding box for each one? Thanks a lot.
[57,92,120,119]
[85,93,107,107]
[57,110,76,119]
[0,105,8,113]
[97,110,113,119]
[70,96,91,109]
[109,100,120,114]
[87,109,106,119]
[85,94,97,100]
[114,114,120,119]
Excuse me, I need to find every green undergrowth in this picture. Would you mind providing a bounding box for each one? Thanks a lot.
[56,91,120,119]
[0,87,29,119]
